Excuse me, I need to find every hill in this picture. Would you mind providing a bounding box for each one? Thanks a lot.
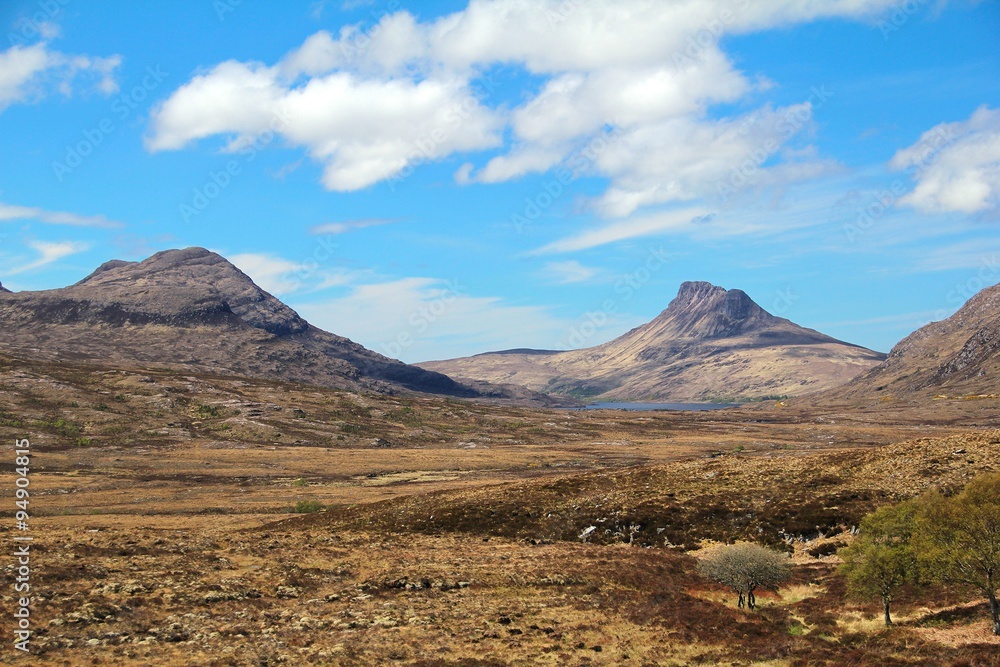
[0,247,478,397]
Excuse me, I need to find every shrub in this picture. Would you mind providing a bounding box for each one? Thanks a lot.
[697,542,792,610]
[292,500,324,514]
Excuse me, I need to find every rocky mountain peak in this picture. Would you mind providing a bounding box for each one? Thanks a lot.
[673,280,726,301]
[65,247,310,337]
[658,281,775,340]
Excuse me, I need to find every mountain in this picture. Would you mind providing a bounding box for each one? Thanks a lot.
[820,281,1000,402]
[0,247,478,397]
[419,281,886,403]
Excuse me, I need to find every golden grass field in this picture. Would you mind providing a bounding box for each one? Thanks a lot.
[1,352,999,665]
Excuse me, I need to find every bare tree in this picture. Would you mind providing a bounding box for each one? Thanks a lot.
[698,542,792,610]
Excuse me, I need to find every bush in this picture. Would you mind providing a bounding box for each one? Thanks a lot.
[697,542,792,610]
[292,500,324,514]
[196,404,221,418]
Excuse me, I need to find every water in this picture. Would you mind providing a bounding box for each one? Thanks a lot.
[569,402,739,412]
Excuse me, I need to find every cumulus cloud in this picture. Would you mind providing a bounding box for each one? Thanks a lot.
[0,201,121,228]
[890,106,1000,215]
[148,0,902,210]
[0,42,121,112]
[147,57,502,191]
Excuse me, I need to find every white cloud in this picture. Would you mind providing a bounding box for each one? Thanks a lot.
[147,58,502,191]
[533,207,711,254]
[541,260,606,284]
[0,42,121,112]
[0,201,121,228]
[891,106,1000,215]
[591,104,817,217]
[228,252,308,296]
[293,277,570,362]
[228,251,359,296]
[147,0,901,209]
[310,218,397,234]
[6,240,90,275]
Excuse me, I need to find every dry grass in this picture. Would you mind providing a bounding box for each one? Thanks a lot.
[1,352,1000,665]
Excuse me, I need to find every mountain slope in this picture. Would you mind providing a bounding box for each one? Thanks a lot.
[0,247,475,397]
[820,281,1000,402]
[419,281,886,402]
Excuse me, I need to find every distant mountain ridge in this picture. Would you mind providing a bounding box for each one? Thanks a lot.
[0,248,477,397]
[419,281,887,402]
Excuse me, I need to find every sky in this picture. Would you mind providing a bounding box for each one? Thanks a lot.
[0,0,998,363]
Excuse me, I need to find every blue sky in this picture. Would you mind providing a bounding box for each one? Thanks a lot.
[0,0,998,362]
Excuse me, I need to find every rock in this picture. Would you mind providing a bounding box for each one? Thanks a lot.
[275,585,301,599]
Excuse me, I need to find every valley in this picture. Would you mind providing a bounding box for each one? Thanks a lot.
[2,349,1000,665]
[2,250,999,665]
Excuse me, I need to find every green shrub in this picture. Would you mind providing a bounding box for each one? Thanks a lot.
[292,500,324,514]
[196,404,221,418]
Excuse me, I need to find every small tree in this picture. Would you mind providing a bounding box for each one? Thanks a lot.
[698,542,792,610]
[913,473,1000,635]
[840,501,919,626]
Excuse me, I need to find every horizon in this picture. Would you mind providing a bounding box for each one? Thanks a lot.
[1,1,998,362]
